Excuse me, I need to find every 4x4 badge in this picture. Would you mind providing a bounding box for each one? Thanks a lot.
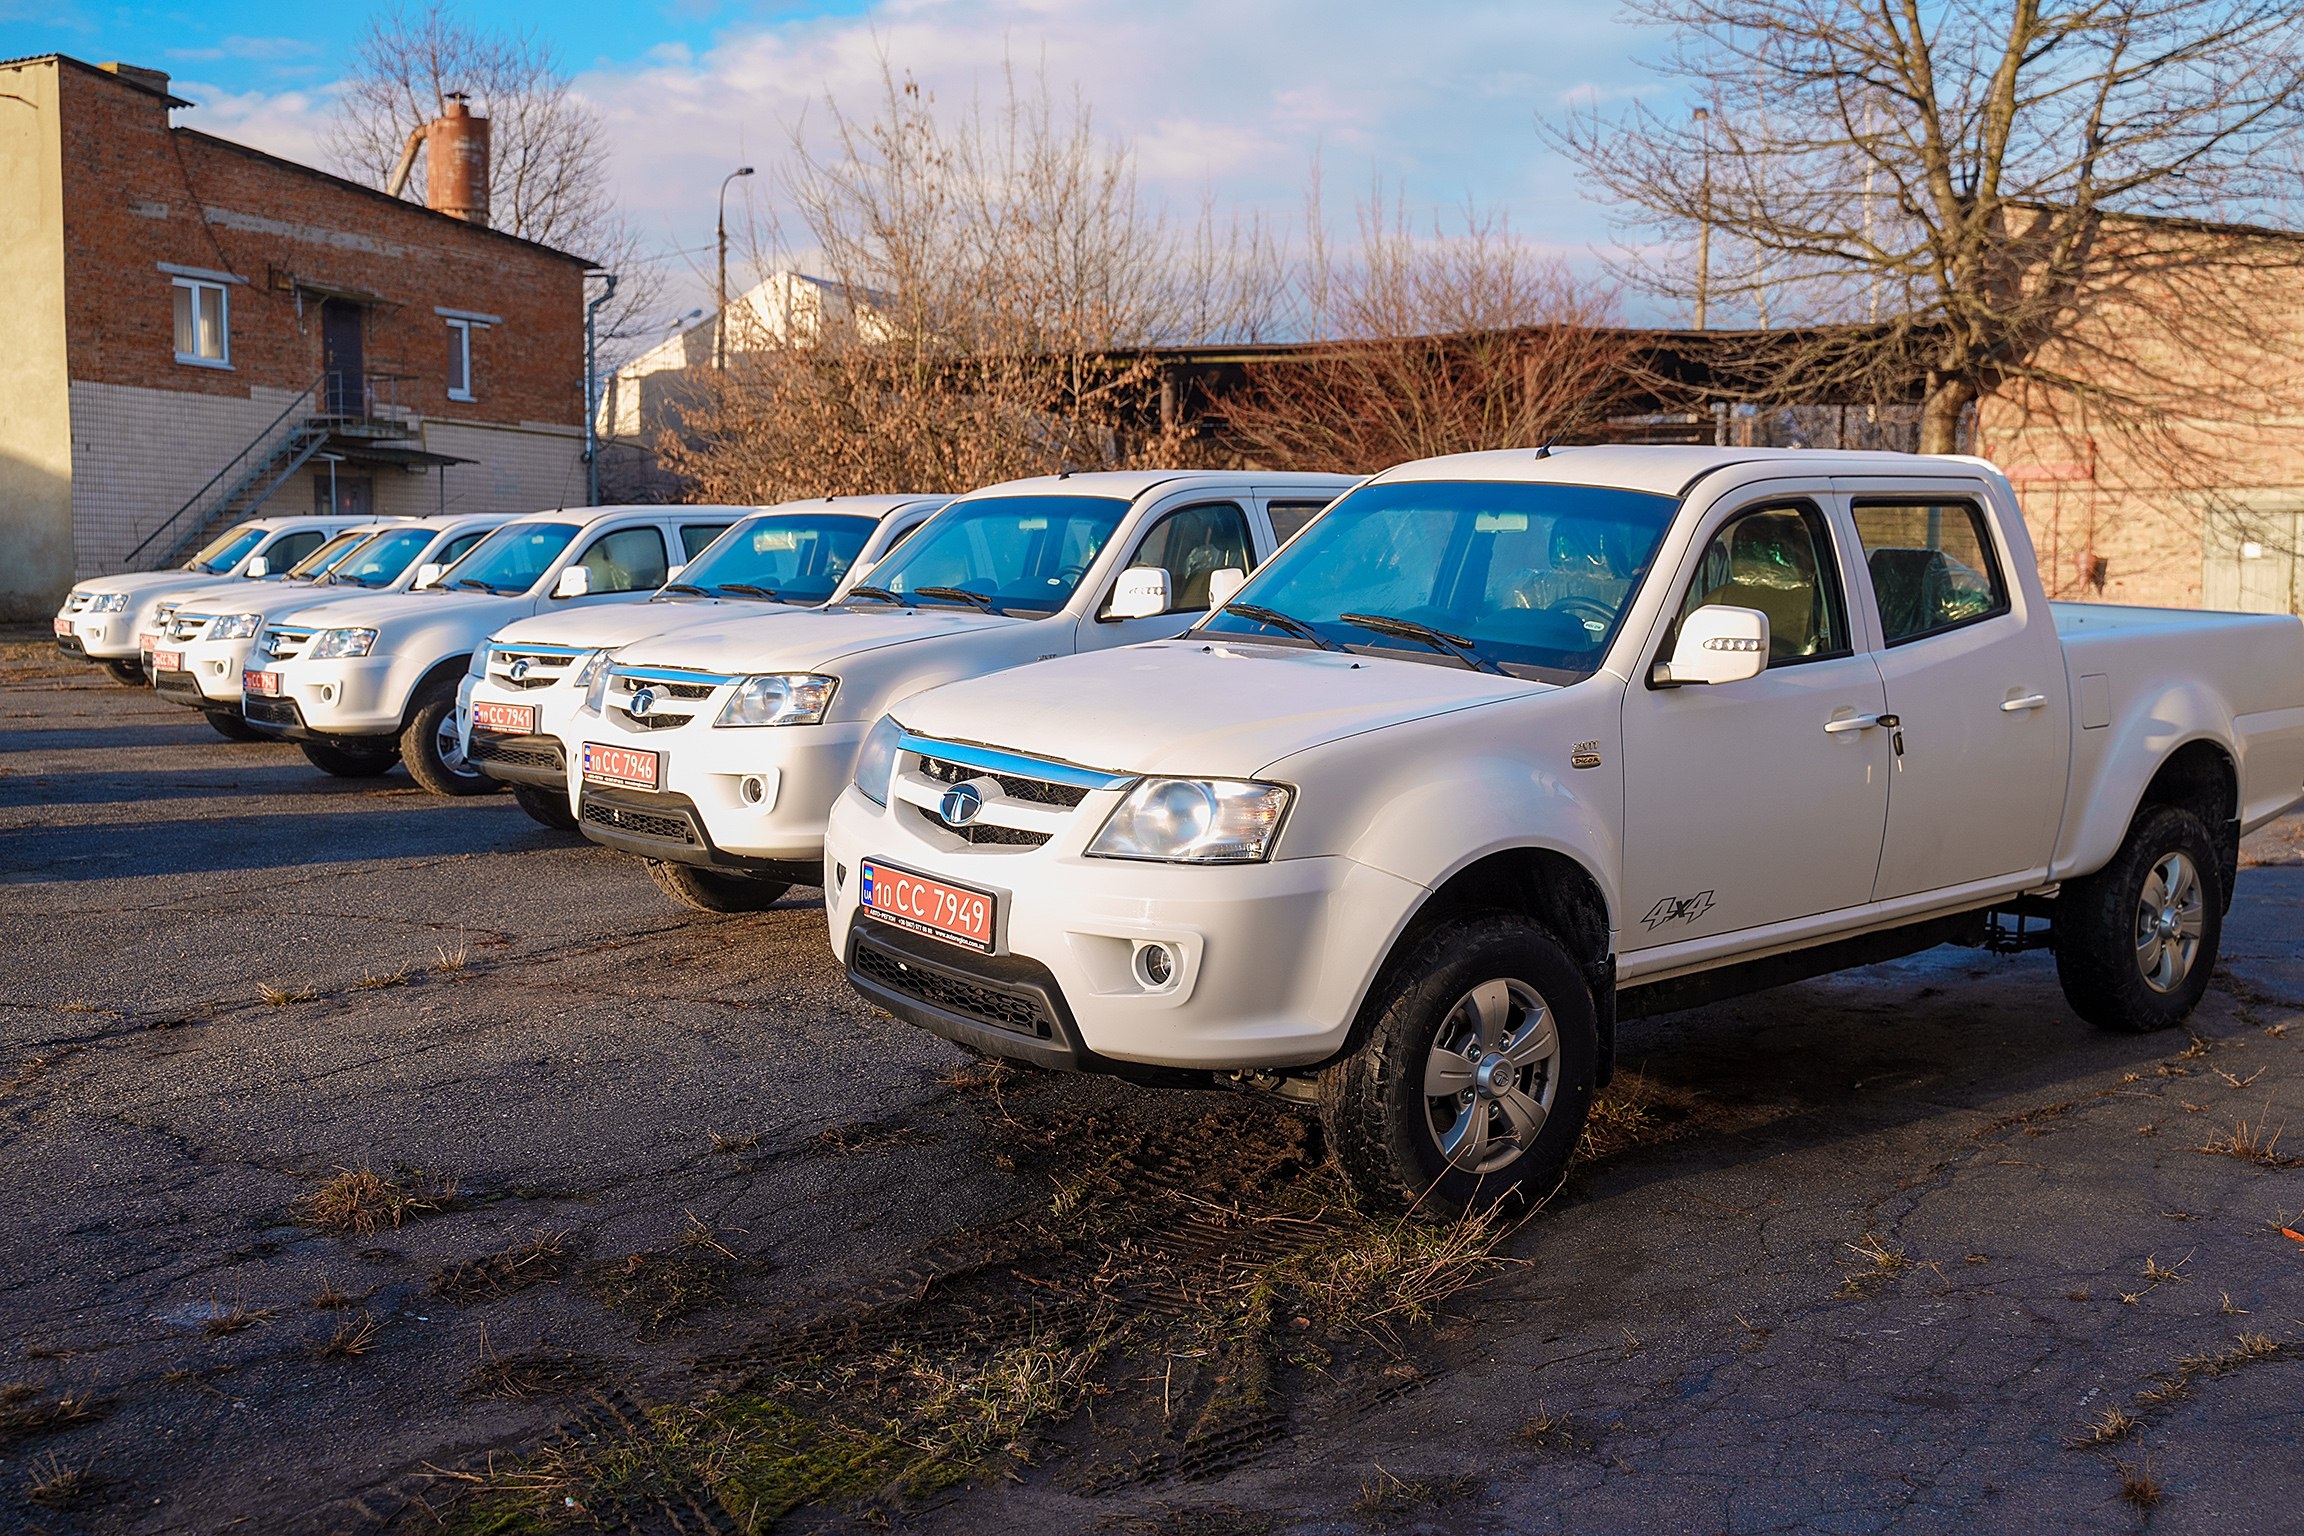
[1642,890,1716,929]
[1571,741,1603,769]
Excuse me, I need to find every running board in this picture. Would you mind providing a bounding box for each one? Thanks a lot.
[1617,909,1989,1022]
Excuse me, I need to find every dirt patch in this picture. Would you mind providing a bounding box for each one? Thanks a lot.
[433,1230,574,1302]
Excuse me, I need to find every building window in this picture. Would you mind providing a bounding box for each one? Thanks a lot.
[172,279,230,367]
[445,318,475,402]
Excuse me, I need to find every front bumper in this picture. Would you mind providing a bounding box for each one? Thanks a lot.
[571,710,870,865]
[157,635,261,707]
[575,781,821,884]
[463,676,586,792]
[822,783,1426,1073]
[470,731,566,788]
[249,658,403,737]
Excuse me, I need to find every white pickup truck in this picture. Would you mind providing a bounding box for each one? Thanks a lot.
[52,513,373,685]
[823,446,2304,1214]
[461,495,945,831]
[240,504,750,791]
[146,514,512,741]
[570,471,1356,912]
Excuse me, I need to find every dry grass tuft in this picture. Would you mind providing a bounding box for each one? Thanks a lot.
[197,1295,270,1337]
[2141,1253,2190,1286]
[433,1230,570,1301]
[2196,1103,2299,1168]
[309,1311,379,1359]
[1280,1204,1526,1333]
[432,944,468,974]
[309,1276,369,1310]
[707,1130,761,1155]
[2116,1452,2163,1509]
[292,1165,461,1235]
[353,966,411,991]
[0,1384,104,1444]
[589,1216,748,1333]
[810,1118,931,1155]
[26,1453,97,1509]
[257,980,318,1007]
[1836,1233,1913,1297]
[2068,1406,2139,1447]
[59,1000,104,1014]
[1517,1403,1590,1452]
[1354,1464,1478,1519]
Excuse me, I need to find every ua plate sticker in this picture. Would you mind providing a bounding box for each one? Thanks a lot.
[859,859,995,952]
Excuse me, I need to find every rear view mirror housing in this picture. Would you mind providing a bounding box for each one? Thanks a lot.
[1206,567,1248,609]
[1107,566,1171,621]
[552,565,592,599]
[664,563,686,585]
[244,556,270,578]
[1653,604,1769,687]
[412,562,446,589]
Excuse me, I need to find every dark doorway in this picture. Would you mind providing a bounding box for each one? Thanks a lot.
[314,471,373,518]
[321,300,365,415]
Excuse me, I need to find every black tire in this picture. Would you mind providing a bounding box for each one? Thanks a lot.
[645,859,791,914]
[400,682,497,797]
[2055,803,2223,1033]
[205,710,264,742]
[1318,912,1597,1216]
[511,782,579,831]
[300,739,400,778]
[104,659,145,687]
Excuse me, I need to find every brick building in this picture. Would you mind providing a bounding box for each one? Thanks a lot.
[0,55,593,619]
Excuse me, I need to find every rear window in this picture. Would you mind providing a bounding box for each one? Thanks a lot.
[1852,501,2010,645]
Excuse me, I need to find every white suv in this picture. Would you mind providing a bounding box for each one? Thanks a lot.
[241,505,750,792]
[462,495,945,831]
[53,514,373,685]
[147,515,512,741]
[568,471,1355,911]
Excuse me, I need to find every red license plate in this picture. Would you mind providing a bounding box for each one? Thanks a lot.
[859,859,996,952]
[152,650,184,673]
[581,741,659,790]
[243,669,282,697]
[138,631,159,651]
[53,617,72,636]
[471,700,537,735]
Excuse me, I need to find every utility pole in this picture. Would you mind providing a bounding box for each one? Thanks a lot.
[584,269,617,507]
[1692,107,1712,331]
[716,166,755,371]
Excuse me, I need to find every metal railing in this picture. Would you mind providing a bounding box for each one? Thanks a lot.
[124,377,324,568]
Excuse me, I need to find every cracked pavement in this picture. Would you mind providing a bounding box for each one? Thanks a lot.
[2,634,2299,1535]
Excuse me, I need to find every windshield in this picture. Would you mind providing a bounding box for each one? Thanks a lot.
[327,526,436,588]
[1198,480,1679,682]
[856,495,1128,616]
[441,522,579,595]
[673,511,878,603]
[186,527,266,574]
[289,530,370,579]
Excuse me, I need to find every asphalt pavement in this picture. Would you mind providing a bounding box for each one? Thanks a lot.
[1,633,2298,1536]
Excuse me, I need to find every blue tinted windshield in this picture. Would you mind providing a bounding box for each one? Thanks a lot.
[859,495,1128,616]
[288,530,370,578]
[186,527,265,574]
[1198,480,1678,681]
[443,522,579,595]
[328,526,435,588]
[676,512,878,603]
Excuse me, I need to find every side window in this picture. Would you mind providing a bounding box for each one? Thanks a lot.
[1671,505,1849,666]
[1266,499,1332,545]
[264,531,325,570]
[579,526,669,593]
[172,278,230,366]
[1125,501,1254,610]
[680,523,732,561]
[436,531,488,565]
[445,319,475,402]
[1852,501,2010,645]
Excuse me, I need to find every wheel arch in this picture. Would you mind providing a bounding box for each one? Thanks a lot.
[2135,737,2240,909]
[400,653,477,731]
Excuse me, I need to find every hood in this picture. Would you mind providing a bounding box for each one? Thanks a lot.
[488,596,812,651]
[896,640,1540,778]
[614,604,1025,673]
[159,577,336,619]
[84,570,240,602]
[262,587,513,632]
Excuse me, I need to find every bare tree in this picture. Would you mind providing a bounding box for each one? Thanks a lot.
[1220,185,1633,472]
[1558,0,2304,456]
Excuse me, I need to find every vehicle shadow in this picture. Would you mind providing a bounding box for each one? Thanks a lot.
[0,805,562,883]
[0,766,360,808]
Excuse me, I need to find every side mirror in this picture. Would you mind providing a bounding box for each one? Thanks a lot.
[1107,566,1171,621]
[1654,604,1769,687]
[1206,567,1248,609]
[664,563,686,584]
[413,562,446,589]
[552,565,593,599]
[244,556,270,578]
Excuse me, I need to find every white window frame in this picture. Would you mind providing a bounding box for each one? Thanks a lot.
[172,278,232,369]
[445,317,475,402]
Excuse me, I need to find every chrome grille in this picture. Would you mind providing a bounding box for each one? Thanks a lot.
[488,646,587,691]
[165,612,212,642]
[916,753,1088,809]
[909,806,1050,847]
[604,666,726,731]
[63,591,94,615]
[260,625,316,662]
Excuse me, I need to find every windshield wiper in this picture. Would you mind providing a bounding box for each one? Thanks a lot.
[914,585,995,610]
[718,582,785,602]
[843,584,907,606]
[1338,613,1507,674]
[1223,603,1347,653]
[452,578,496,593]
[660,582,711,596]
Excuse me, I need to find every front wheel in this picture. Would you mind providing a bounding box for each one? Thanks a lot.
[300,739,400,778]
[400,685,497,797]
[205,710,263,742]
[1318,912,1597,1216]
[511,782,579,831]
[2055,803,2223,1033]
[104,659,145,687]
[645,860,790,914]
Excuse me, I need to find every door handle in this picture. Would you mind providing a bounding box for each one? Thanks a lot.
[2000,693,2050,712]
[1823,714,1881,734]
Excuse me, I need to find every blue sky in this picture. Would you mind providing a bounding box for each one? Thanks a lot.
[2,2,1677,330]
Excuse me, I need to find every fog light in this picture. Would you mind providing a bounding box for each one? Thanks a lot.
[740,774,767,806]
[833,862,848,891]
[317,684,336,702]
[1133,941,1178,990]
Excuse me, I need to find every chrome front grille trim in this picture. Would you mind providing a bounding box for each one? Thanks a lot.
[896,733,1133,793]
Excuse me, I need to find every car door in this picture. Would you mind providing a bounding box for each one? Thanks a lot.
[534,522,671,615]
[1085,498,1258,650]
[1834,479,2069,900]
[1620,492,1893,947]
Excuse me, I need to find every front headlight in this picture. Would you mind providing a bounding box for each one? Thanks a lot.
[851,714,904,806]
[467,644,490,678]
[715,673,837,728]
[309,627,378,660]
[211,613,262,641]
[570,649,610,693]
[94,593,129,613]
[1088,778,1291,864]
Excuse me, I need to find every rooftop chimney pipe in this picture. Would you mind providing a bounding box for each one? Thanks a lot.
[424,95,491,228]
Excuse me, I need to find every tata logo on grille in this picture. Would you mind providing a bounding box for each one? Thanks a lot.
[629,686,658,717]
[508,658,531,681]
[938,782,984,827]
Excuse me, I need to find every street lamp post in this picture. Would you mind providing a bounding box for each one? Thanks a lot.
[716,166,755,371]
